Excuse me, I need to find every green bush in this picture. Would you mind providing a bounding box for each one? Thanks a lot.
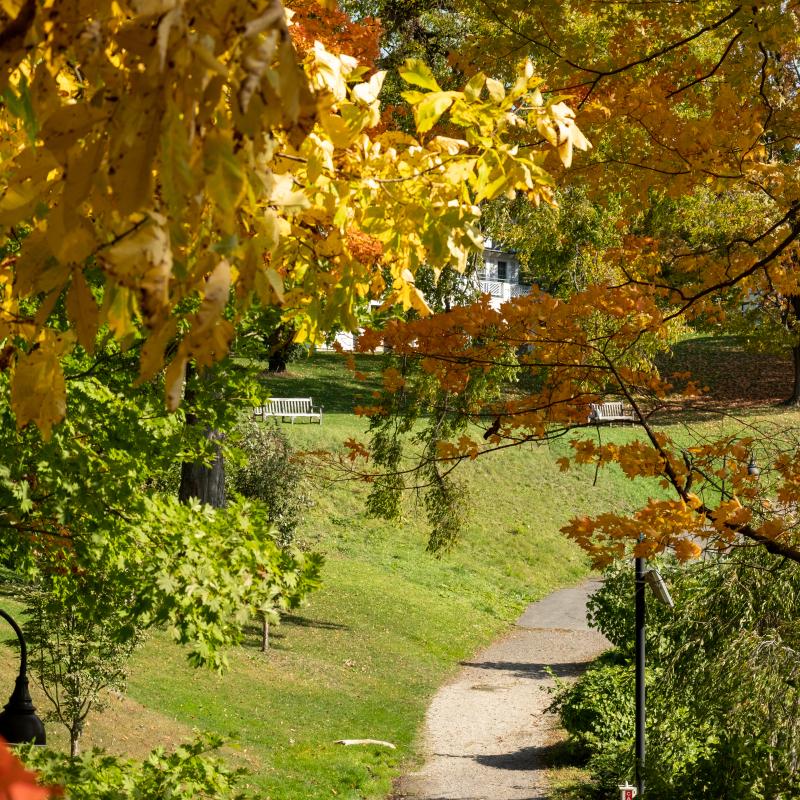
[229,420,311,547]
[555,551,800,799]
[586,558,684,661]
[20,734,250,799]
[548,652,634,756]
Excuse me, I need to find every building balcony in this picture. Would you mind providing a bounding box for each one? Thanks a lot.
[478,280,531,301]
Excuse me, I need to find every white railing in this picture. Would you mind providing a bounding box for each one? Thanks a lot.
[478,280,531,301]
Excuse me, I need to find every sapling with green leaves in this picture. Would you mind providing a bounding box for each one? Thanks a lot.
[22,569,144,757]
[230,420,321,649]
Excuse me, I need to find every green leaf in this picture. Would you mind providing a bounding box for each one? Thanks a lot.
[415,93,454,134]
[399,58,442,92]
[464,72,486,101]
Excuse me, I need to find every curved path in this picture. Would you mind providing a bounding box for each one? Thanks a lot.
[396,580,609,800]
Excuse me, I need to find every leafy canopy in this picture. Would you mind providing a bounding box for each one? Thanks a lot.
[337,0,800,569]
[0,0,587,435]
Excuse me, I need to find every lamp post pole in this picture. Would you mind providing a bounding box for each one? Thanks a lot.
[634,553,646,796]
[0,608,46,745]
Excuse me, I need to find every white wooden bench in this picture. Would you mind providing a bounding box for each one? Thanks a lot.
[254,397,323,424]
[588,401,635,425]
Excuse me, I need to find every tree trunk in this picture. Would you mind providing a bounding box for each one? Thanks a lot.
[178,363,226,508]
[70,726,81,757]
[789,342,800,406]
[178,443,226,507]
[265,324,295,373]
[261,613,269,652]
[785,296,800,406]
[268,346,290,374]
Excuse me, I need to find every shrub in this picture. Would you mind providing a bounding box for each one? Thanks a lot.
[20,733,250,799]
[230,420,311,547]
[555,551,800,799]
[549,652,634,754]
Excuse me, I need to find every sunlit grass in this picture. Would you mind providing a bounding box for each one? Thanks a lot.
[8,341,781,799]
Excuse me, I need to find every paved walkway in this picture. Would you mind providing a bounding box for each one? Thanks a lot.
[396,580,609,800]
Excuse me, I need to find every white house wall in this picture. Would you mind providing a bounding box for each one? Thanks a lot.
[480,248,521,284]
[321,246,530,349]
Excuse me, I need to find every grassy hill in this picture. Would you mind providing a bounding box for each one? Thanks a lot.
[1,351,673,800]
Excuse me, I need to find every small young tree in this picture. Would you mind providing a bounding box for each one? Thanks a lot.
[230,420,316,649]
[23,572,144,757]
[252,547,324,652]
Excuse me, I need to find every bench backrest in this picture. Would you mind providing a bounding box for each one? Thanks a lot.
[589,402,633,420]
[594,401,624,417]
[255,398,316,416]
[269,397,312,413]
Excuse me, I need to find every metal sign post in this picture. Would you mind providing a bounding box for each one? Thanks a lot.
[635,554,646,796]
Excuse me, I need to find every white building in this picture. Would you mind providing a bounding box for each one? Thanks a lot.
[469,240,531,310]
[326,241,530,350]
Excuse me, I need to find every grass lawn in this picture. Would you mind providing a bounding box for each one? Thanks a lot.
[5,343,766,799]
[126,351,636,799]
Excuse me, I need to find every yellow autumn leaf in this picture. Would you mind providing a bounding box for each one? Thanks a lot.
[414,93,454,134]
[164,353,187,411]
[399,59,442,92]
[351,71,386,105]
[10,334,72,438]
[65,269,99,352]
[46,205,96,265]
[137,317,177,384]
[485,77,505,103]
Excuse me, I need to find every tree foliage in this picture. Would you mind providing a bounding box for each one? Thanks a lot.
[554,553,800,798]
[20,733,250,800]
[334,1,800,569]
[0,0,585,435]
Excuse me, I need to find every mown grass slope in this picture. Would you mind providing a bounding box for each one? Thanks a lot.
[4,351,669,800]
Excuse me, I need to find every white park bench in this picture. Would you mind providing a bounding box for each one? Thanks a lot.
[254,397,323,424]
[588,401,635,425]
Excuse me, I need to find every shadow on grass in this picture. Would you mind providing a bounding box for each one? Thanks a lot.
[283,613,350,631]
[656,335,793,407]
[240,620,288,652]
[541,739,597,800]
[256,352,389,414]
[239,614,351,653]
[459,660,593,679]
[649,402,795,426]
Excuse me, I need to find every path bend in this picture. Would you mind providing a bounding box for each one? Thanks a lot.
[395,580,609,800]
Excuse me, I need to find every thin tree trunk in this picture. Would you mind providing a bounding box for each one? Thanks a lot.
[788,339,800,406]
[261,613,269,652]
[70,727,81,757]
[178,362,226,508]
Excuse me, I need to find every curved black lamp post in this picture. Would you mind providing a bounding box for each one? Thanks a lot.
[0,608,45,745]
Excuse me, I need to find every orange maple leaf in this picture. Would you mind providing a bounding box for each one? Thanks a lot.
[0,738,60,800]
